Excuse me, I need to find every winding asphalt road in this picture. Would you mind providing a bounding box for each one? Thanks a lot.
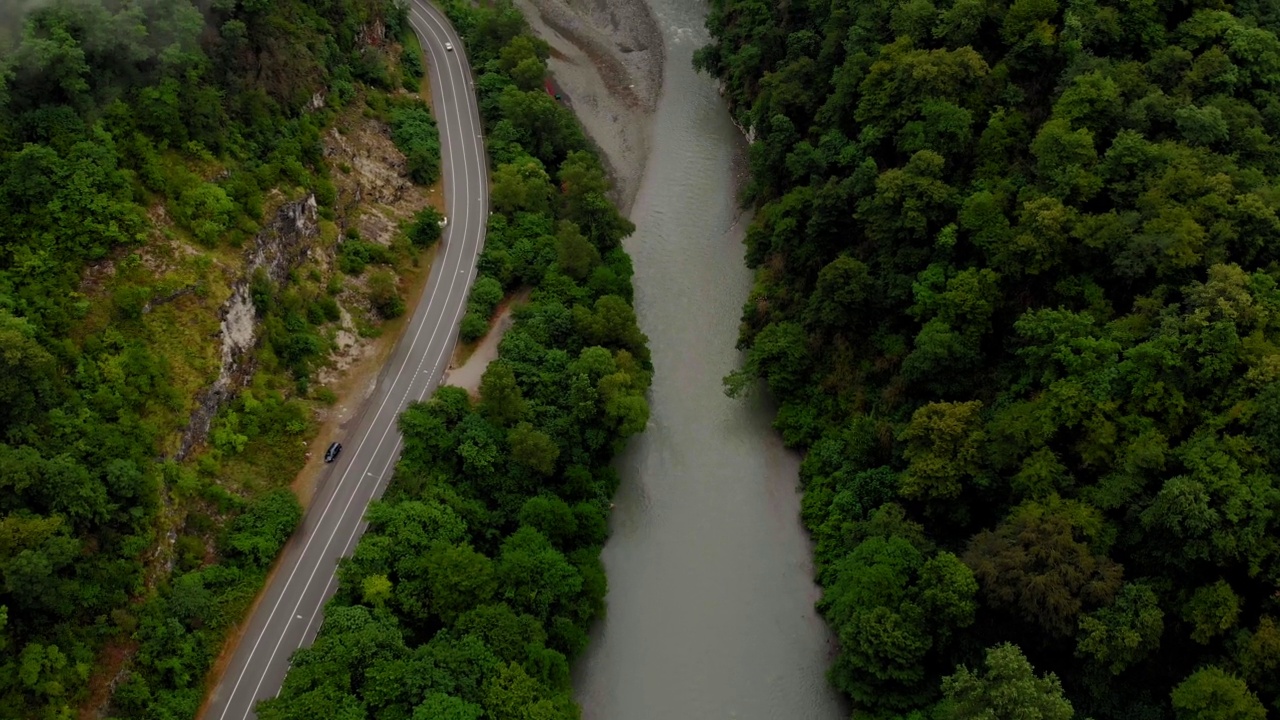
[200,3,487,718]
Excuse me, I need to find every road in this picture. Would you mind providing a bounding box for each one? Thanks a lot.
[199,3,487,718]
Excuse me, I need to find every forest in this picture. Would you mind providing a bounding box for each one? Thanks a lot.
[695,0,1280,717]
[0,0,445,717]
[255,1,650,719]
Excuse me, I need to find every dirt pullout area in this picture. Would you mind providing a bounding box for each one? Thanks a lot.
[516,0,663,213]
[445,289,532,396]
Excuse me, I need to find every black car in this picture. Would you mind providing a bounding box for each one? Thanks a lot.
[324,442,343,463]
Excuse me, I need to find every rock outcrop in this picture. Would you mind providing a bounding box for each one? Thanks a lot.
[175,195,320,461]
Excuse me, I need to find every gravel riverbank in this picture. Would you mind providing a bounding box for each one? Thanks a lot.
[515,0,664,213]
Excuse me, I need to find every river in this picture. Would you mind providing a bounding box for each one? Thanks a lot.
[570,1,847,717]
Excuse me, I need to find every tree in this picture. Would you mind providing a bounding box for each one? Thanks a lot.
[820,519,976,711]
[0,312,57,433]
[1182,580,1241,645]
[461,312,490,343]
[496,527,581,622]
[804,255,874,331]
[468,276,505,320]
[574,295,648,358]
[17,642,71,700]
[518,497,578,547]
[1000,0,1060,43]
[455,604,546,665]
[556,151,633,248]
[425,543,496,624]
[1030,119,1102,203]
[497,35,549,92]
[936,643,1074,720]
[898,401,986,503]
[497,87,583,166]
[1076,582,1164,674]
[361,574,393,608]
[412,693,484,720]
[918,552,979,643]
[481,662,555,720]
[857,150,960,245]
[731,321,809,397]
[553,221,599,280]
[479,361,527,426]
[363,499,468,556]
[508,422,559,476]
[964,500,1123,637]
[223,489,303,570]
[409,206,444,248]
[368,270,405,319]
[1170,667,1266,720]
[1236,616,1280,697]
[491,156,554,215]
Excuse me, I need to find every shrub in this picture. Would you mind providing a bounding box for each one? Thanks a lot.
[113,284,152,320]
[460,311,489,342]
[316,295,342,322]
[468,275,504,318]
[353,48,394,90]
[222,489,303,570]
[367,269,405,319]
[389,102,442,185]
[313,177,337,209]
[400,46,424,91]
[409,206,445,248]
[338,239,393,275]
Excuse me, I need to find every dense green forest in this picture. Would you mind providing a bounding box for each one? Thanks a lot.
[256,2,650,718]
[696,0,1280,717]
[0,0,443,717]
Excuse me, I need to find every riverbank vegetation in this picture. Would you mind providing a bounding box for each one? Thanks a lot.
[0,1,443,717]
[256,2,651,718]
[697,0,1280,717]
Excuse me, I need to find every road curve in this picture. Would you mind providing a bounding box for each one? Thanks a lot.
[199,4,487,718]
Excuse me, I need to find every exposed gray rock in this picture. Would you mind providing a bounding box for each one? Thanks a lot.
[175,195,319,461]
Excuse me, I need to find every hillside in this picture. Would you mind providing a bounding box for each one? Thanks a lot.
[0,1,451,717]
[696,0,1280,717]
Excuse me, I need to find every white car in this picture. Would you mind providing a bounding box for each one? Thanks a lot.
[445,42,454,52]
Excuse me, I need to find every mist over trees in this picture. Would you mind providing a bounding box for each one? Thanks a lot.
[697,0,1280,717]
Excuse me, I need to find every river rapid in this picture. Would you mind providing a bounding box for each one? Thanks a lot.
[570,1,847,717]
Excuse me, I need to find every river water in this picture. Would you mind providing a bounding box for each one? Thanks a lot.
[570,1,846,717]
